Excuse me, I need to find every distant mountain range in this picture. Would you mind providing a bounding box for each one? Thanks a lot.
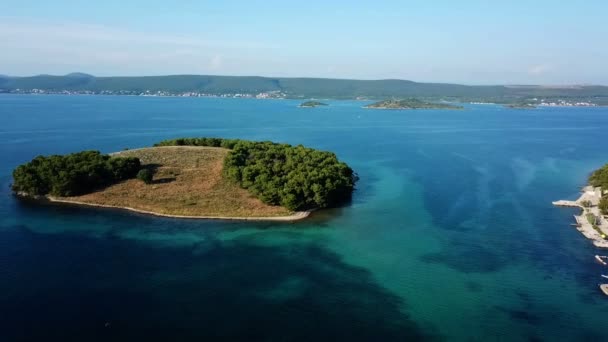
[1,73,608,103]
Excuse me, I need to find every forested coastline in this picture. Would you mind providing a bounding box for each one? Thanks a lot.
[12,151,141,197]
[590,163,608,215]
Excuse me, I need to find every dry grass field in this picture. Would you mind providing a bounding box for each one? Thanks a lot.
[59,146,292,217]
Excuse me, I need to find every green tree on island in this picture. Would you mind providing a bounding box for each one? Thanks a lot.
[137,169,153,184]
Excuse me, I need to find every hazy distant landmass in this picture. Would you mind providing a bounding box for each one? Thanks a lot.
[365,98,463,110]
[1,73,608,105]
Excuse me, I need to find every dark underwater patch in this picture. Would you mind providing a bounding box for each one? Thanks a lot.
[465,281,483,292]
[0,227,438,342]
[420,241,510,273]
[508,309,541,325]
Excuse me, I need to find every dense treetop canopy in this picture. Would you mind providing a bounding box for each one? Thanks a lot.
[155,138,358,211]
[154,137,242,149]
[12,151,141,197]
[590,163,608,190]
[590,163,608,215]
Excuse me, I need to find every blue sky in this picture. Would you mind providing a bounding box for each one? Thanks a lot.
[1,1,607,84]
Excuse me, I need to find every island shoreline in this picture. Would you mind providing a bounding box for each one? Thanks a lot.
[42,195,312,222]
[12,142,357,223]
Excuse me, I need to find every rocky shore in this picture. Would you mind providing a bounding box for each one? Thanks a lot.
[553,186,608,248]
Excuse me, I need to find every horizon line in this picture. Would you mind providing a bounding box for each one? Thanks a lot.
[1,72,605,87]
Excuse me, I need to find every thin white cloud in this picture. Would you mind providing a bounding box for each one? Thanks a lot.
[528,64,553,76]
[0,16,275,50]
[0,17,275,76]
[209,55,223,70]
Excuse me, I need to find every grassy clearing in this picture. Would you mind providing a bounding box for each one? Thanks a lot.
[60,146,292,217]
[586,213,597,225]
[586,212,608,239]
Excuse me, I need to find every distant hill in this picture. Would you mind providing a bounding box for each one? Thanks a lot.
[64,72,94,79]
[1,73,608,103]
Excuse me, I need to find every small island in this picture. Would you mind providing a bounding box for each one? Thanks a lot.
[553,163,608,247]
[364,98,463,110]
[299,101,328,108]
[12,138,358,221]
[506,103,537,109]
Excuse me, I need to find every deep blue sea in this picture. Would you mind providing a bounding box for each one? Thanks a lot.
[1,95,608,341]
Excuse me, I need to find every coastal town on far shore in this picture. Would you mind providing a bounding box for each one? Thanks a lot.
[3,88,289,99]
[0,88,603,107]
[533,98,597,107]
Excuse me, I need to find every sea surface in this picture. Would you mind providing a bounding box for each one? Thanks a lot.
[1,95,608,341]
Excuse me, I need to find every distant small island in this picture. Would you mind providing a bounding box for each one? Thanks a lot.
[506,103,537,109]
[299,101,328,107]
[553,163,608,247]
[12,138,357,221]
[365,98,463,110]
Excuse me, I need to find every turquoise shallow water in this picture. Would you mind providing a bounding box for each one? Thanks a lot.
[1,95,608,341]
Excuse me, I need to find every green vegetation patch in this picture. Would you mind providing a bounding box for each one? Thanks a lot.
[589,163,608,216]
[506,103,537,109]
[137,169,153,184]
[600,197,608,216]
[586,213,598,225]
[589,163,608,189]
[586,212,608,239]
[155,138,358,211]
[155,137,241,149]
[12,151,141,196]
